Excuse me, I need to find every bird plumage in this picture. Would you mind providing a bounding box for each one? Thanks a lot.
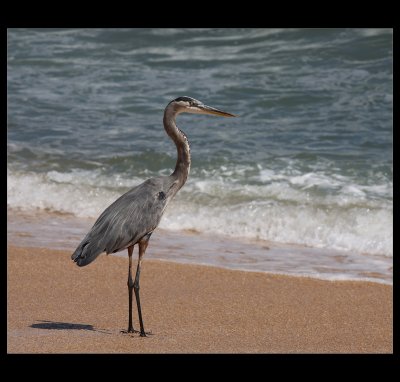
[71,175,179,266]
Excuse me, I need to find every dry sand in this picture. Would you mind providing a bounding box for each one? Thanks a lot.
[7,245,392,353]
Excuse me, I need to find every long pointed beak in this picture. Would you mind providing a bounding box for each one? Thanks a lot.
[199,104,237,118]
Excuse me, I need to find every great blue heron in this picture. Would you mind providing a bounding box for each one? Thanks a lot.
[71,96,236,336]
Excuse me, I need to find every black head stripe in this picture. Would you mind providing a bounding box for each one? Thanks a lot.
[174,96,194,103]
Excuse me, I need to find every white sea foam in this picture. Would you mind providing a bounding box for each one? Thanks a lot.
[7,169,125,218]
[161,198,392,256]
[7,168,393,257]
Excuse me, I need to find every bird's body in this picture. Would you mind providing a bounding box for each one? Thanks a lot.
[71,96,235,336]
[72,175,179,266]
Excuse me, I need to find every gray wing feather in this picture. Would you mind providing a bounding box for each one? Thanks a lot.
[71,176,177,266]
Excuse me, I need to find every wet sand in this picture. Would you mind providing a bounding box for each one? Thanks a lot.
[7,245,392,353]
[7,208,393,284]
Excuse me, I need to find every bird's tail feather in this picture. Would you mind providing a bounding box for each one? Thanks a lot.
[71,239,104,267]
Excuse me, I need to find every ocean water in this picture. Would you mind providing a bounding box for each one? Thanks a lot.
[7,28,393,283]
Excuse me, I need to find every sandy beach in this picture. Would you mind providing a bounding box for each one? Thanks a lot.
[7,245,392,353]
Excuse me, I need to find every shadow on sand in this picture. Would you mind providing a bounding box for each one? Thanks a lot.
[30,320,111,334]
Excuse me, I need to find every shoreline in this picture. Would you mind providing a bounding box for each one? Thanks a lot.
[7,245,393,353]
[7,208,393,284]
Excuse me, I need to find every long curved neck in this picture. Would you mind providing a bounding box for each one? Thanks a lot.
[163,106,191,189]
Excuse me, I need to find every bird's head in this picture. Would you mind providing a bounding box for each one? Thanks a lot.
[167,96,236,118]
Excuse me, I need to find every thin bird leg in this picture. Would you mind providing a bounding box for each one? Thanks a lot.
[134,239,149,337]
[125,245,138,334]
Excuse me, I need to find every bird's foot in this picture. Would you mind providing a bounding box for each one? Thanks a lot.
[139,330,153,337]
[120,328,153,337]
[120,328,140,334]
